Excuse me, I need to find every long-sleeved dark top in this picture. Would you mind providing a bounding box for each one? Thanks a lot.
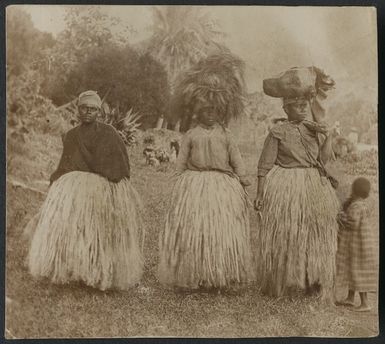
[257,120,320,177]
[50,121,130,184]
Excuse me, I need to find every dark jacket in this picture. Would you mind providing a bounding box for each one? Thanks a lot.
[50,121,130,184]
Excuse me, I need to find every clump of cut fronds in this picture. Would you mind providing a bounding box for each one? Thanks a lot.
[101,107,142,146]
[172,52,246,130]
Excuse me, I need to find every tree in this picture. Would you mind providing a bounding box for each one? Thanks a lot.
[40,6,134,104]
[328,90,377,142]
[6,7,64,139]
[6,7,55,76]
[145,6,226,128]
[243,91,281,142]
[64,45,170,129]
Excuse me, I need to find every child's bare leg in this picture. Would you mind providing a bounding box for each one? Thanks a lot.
[355,292,371,312]
[346,289,355,303]
[336,289,355,306]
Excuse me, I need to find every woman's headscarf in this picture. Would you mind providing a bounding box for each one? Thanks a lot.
[78,90,102,108]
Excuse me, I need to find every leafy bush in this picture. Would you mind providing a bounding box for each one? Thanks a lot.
[62,45,170,130]
[6,7,55,77]
[332,149,378,177]
[38,7,131,104]
[7,69,71,140]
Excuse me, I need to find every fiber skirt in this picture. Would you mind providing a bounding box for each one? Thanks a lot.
[158,170,251,289]
[27,171,144,290]
[257,166,340,297]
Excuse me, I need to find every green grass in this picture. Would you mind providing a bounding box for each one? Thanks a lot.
[5,131,379,338]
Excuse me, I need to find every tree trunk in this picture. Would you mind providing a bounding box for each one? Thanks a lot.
[156,116,164,129]
[174,119,181,132]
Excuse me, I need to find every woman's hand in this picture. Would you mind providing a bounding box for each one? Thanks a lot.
[240,176,252,187]
[254,195,263,212]
[254,176,265,212]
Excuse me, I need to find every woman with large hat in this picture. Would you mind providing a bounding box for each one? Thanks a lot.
[254,67,340,299]
[27,90,144,290]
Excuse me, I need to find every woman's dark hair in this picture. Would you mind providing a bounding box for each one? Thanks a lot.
[343,177,371,211]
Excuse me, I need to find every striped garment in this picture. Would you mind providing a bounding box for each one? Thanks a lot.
[336,198,378,292]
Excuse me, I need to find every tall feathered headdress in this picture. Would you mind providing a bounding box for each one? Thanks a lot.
[172,52,246,131]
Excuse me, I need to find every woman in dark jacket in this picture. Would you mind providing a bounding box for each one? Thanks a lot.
[27,90,144,290]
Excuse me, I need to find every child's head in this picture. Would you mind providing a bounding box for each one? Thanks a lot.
[351,177,371,199]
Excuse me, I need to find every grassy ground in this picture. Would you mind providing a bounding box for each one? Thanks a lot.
[5,129,379,338]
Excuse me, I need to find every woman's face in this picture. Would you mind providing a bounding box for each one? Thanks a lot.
[284,100,309,122]
[78,104,100,124]
[197,106,218,127]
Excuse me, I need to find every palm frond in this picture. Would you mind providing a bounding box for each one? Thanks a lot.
[147,6,225,86]
[99,106,142,146]
[172,52,246,127]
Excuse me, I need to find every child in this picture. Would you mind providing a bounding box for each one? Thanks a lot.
[158,100,252,291]
[336,177,378,311]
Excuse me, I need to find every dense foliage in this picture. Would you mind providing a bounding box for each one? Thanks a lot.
[7,6,170,133]
[6,7,55,76]
[64,46,169,129]
[6,6,377,145]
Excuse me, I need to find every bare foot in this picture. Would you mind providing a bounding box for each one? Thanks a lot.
[354,305,371,312]
[335,299,355,307]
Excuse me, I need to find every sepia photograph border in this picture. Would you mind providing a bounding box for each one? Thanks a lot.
[0,0,384,343]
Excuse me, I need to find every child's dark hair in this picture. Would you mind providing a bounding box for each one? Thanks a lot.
[343,177,371,211]
[352,177,371,198]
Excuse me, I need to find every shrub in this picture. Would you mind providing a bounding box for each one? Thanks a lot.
[7,69,71,139]
[60,45,170,130]
[333,149,378,176]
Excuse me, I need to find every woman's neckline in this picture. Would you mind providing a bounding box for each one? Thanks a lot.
[288,120,304,126]
[351,196,366,203]
[198,123,217,131]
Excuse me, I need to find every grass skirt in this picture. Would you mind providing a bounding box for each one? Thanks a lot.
[257,166,340,298]
[158,170,251,289]
[27,171,144,290]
